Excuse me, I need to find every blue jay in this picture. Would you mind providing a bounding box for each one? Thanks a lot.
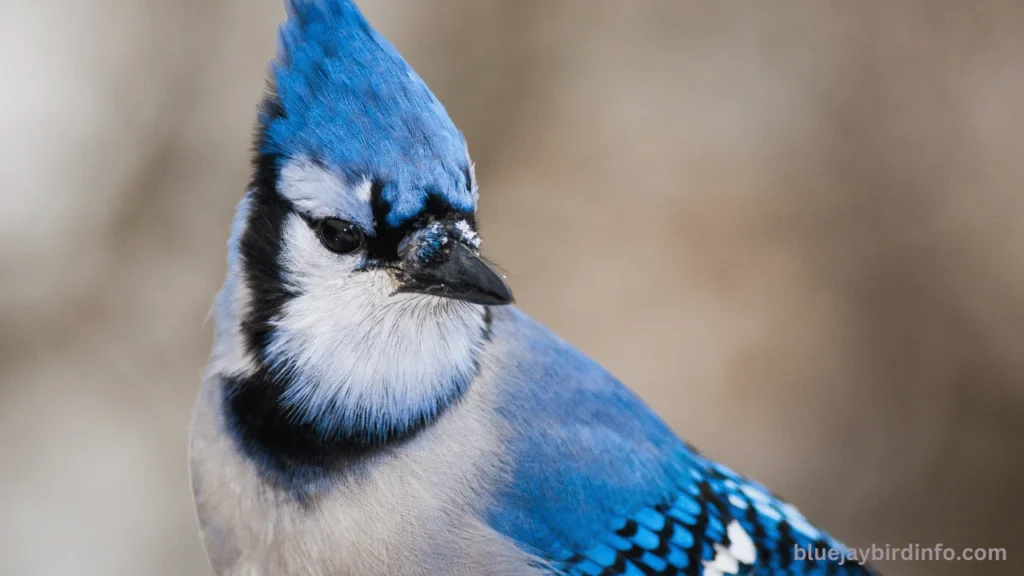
[190,2,878,575]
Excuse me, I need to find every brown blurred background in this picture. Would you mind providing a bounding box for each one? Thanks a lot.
[1,1,1022,575]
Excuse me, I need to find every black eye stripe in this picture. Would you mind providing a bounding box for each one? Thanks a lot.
[286,178,478,263]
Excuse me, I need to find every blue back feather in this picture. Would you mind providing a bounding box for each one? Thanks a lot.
[265,0,474,227]
[486,310,876,575]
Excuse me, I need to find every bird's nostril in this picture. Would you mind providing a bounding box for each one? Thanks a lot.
[398,221,449,265]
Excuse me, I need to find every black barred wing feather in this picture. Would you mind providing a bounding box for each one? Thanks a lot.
[556,459,879,576]
[705,462,879,576]
[556,466,756,576]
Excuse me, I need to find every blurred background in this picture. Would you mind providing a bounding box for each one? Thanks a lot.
[1,1,1022,575]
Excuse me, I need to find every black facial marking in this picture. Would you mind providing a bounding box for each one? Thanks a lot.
[364,181,477,263]
[238,153,295,357]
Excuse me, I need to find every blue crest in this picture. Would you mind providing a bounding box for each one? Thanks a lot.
[263,0,474,227]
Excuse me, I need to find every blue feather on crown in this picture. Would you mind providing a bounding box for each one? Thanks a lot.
[261,0,474,227]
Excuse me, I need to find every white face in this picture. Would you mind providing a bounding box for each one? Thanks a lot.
[211,157,490,435]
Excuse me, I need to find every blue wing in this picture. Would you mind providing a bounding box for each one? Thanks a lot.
[484,309,877,576]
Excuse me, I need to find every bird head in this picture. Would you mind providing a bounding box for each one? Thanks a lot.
[261,0,511,307]
[210,0,511,431]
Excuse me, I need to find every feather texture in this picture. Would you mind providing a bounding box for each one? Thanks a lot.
[267,0,474,227]
[482,309,877,576]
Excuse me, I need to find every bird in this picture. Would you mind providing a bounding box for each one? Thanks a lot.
[189,1,879,575]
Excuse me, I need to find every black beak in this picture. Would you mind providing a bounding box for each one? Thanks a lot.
[396,241,514,306]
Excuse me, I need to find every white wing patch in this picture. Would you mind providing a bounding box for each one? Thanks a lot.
[727,519,757,564]
[703,521,757,576]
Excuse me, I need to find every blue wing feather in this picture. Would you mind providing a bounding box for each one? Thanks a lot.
[485,309,877,576]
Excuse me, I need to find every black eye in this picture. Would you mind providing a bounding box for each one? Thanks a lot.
[316,218,363,254]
